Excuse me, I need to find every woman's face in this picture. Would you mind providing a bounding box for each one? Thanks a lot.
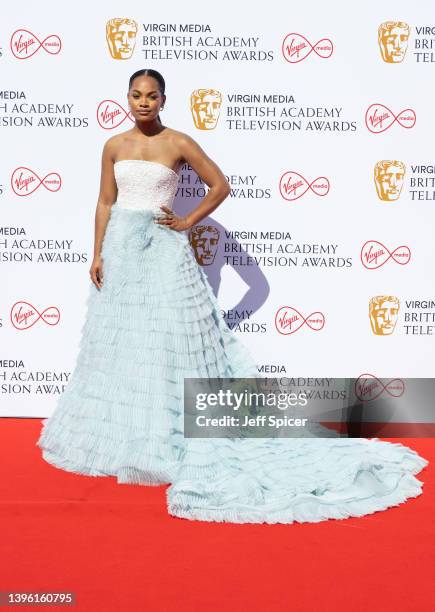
[128,76,165,122]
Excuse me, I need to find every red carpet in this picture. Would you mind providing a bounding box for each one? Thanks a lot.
[1,418,434,612]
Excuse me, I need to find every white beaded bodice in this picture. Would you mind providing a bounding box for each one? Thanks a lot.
[114,159,179,213]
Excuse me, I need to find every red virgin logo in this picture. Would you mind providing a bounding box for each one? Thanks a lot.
[354,374,405,402]
[279,171,330,201]
[10,29,61,59]
[11,167,61,196]
[275,306,325,335]
[10,301,61,330]
[360,240,411,269]
[365,103,416,133]
[282,33,333,63]
[97,100,134,129]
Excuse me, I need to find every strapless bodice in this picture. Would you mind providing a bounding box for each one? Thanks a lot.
[113,159,179,213]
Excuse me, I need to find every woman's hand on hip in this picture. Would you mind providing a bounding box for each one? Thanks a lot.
[154,205,191,231]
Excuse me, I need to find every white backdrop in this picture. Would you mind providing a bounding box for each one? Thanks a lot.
[2,1,435,417]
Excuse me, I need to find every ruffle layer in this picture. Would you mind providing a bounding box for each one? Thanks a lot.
[37,206,429,523]
[167,437,428,524]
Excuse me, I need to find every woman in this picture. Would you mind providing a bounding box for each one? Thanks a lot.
[37,69,429,524]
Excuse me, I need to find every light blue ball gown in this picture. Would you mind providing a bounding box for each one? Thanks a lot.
[36,159,429,524]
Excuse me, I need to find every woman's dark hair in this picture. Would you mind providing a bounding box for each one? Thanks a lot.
[128,69,165,124]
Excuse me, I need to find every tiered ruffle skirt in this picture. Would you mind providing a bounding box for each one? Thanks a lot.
[37,205,429,524]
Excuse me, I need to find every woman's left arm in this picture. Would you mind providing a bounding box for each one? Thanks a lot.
[156,133,231,231]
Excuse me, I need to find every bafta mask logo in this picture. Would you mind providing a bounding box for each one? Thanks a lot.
[106,18,138,60]
[369,296,400,335]
[190,89,222,130]
[378,22,410,63]
[189,225,220,265]
[374,160,405,201]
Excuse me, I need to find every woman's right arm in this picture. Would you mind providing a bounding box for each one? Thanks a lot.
[89,139,118,290]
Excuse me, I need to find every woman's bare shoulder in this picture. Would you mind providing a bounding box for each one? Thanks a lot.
[169,128,203,160]
[169,127,196,145]
[101,130,132,160]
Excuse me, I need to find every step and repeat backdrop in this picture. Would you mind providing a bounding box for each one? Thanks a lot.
[2,1,435,416]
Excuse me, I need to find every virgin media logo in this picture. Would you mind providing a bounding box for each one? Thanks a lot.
[10,29,61,59]
[97,100,134,129]
[279,171,330,201]
[365,103,416,133]
[354,374,405,402]
[10,301,60,330]
[275,306,325,335]
[11,167,61,196]
[282,33,333,63]
[360,240,411,269]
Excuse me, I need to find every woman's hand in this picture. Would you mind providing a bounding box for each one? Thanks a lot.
[89,255,104,290]
[154,205,191,231]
